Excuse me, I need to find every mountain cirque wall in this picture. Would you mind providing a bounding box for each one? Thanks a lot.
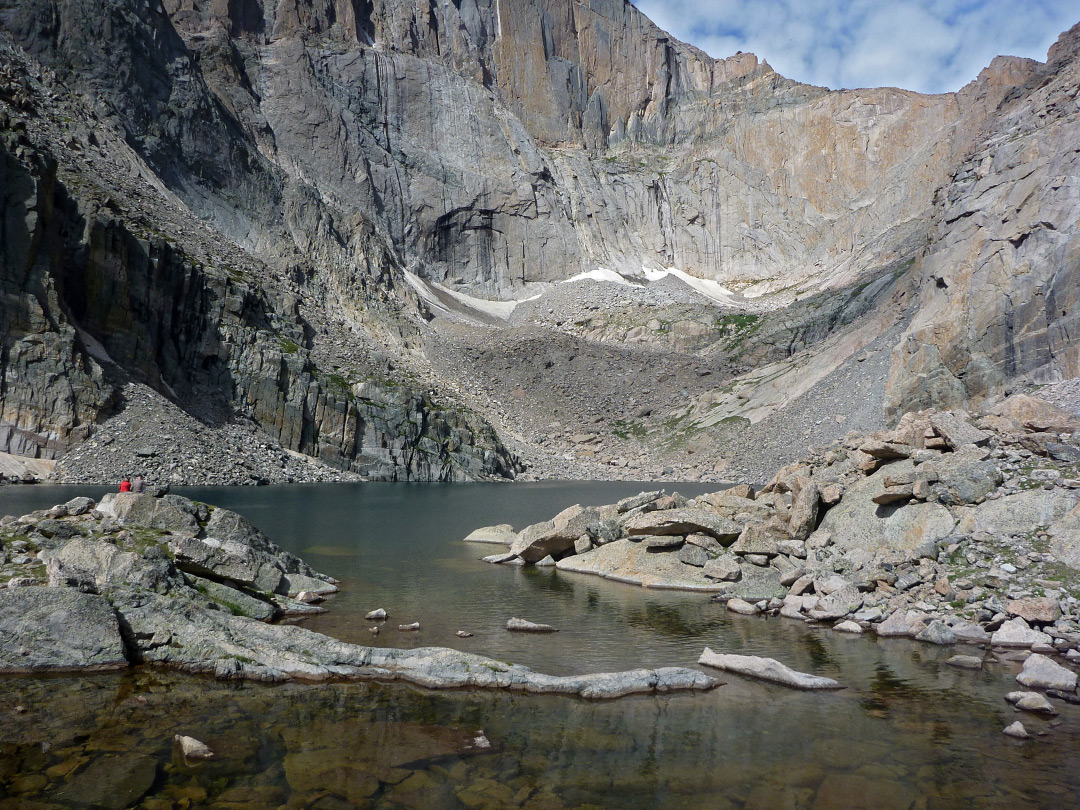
[0,42,516,482]
[1,0,1024,300]
[887,25,1080,417]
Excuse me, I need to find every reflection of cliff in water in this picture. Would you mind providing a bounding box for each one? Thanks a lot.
[1,662,1076,809]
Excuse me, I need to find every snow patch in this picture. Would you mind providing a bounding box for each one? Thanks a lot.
[403,272,538,321]
[560,267,639,287]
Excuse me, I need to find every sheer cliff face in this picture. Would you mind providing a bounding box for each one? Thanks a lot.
[1,0,1012,300]
[887,26,1080,417]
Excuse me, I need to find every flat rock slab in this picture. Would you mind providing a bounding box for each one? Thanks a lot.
[462,524,517,545]
[622,508,742,542]
[699,648,843,690]
[0,586,127,673]
[556,540,726,592]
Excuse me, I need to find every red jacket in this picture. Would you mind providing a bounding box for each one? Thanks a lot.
[119,480,132,492]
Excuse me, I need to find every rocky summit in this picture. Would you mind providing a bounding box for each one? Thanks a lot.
[0,2,1076,483]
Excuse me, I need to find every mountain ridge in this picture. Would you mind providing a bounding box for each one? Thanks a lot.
[0,1,1077,483]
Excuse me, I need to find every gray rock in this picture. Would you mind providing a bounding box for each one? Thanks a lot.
[703,554,742,581]
[1005,691,1058,715]
[677,544,711,567]
[616,491,665,513]
[53,753,157,809]
[511,504,601,562]
[947,655,984,669]
[535,555,557,567]
[809,585,863,620]
[1003,721,1029,739]
[726,598,760,615]
[507,617,558,633]
[463,524,517,545]
[186,575,276,621]
[915,620,956,645]
[44,538,179,594]
[1016,653,1078,692]
[698,648,843,690]
[876,610,929,638]
[833,620,864,634]
[0,587,127,672]
[364,608,387,620]
[174,734,215,759]
[623,508,742,543]
[991,618,1053,648]
[482,551,521,564]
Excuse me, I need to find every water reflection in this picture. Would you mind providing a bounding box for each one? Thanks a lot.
[0,483,1078,807]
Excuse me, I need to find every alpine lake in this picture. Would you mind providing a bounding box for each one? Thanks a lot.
[0,481,1077,810]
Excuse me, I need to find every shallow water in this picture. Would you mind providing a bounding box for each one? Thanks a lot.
[1,482,1078,809]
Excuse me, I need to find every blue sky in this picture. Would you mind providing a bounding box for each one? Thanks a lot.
[631,1,1080,93]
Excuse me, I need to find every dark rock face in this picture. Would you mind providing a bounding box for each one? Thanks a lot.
[0,43,517,480]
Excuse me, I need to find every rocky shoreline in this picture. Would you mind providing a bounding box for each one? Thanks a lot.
[0,492,715,699]
[474,395,1080,709]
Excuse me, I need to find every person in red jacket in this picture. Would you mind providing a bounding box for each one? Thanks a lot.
[119,477,132,492]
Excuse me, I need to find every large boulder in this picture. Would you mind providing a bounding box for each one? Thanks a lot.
[820,461,957,553]
[992,394,1080,435]
[555,540,725,591]
[96,493,200,536]
[787,481,821,541]
[169,535,264,585]
[0,587,127,672]
[511,504,601,562]
[462,524,517,545]
[957,489,1079,537]
[44,538,178,594]
[621,508,742,543]
[1015,654,1078,693]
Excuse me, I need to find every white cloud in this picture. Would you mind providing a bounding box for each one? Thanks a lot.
[631,0,1080,93]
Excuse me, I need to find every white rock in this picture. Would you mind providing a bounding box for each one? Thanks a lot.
[364,608,387,620]
[992,618,1053,648]
[1005,691,1058,715]
[174,735,214,760]
[1016,653,1078,692]
[698,648,843,690]
[726,597,760,615]
[506,617,557,633]
[1002,721,1029,739]
[833,620,863,634]
[398,622,420,631]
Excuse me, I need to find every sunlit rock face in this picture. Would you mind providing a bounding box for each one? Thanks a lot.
[4,0,1036,301]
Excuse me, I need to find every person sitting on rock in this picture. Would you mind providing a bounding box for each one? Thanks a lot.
[119,477,132,493]
[132,474,145,493]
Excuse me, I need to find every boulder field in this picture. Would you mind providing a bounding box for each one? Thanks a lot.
[475,395,1080,694]
[0,492,715,698]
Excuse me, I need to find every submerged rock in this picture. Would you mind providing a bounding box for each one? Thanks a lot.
[174,734,215,760]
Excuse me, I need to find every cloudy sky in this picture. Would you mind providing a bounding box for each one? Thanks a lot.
[631,0,1080,94]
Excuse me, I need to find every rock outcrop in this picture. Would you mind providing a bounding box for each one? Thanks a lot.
[0,491,719,698]
[0,40,517,482]
[477,399,1080,689]
[887,25,1080,415]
